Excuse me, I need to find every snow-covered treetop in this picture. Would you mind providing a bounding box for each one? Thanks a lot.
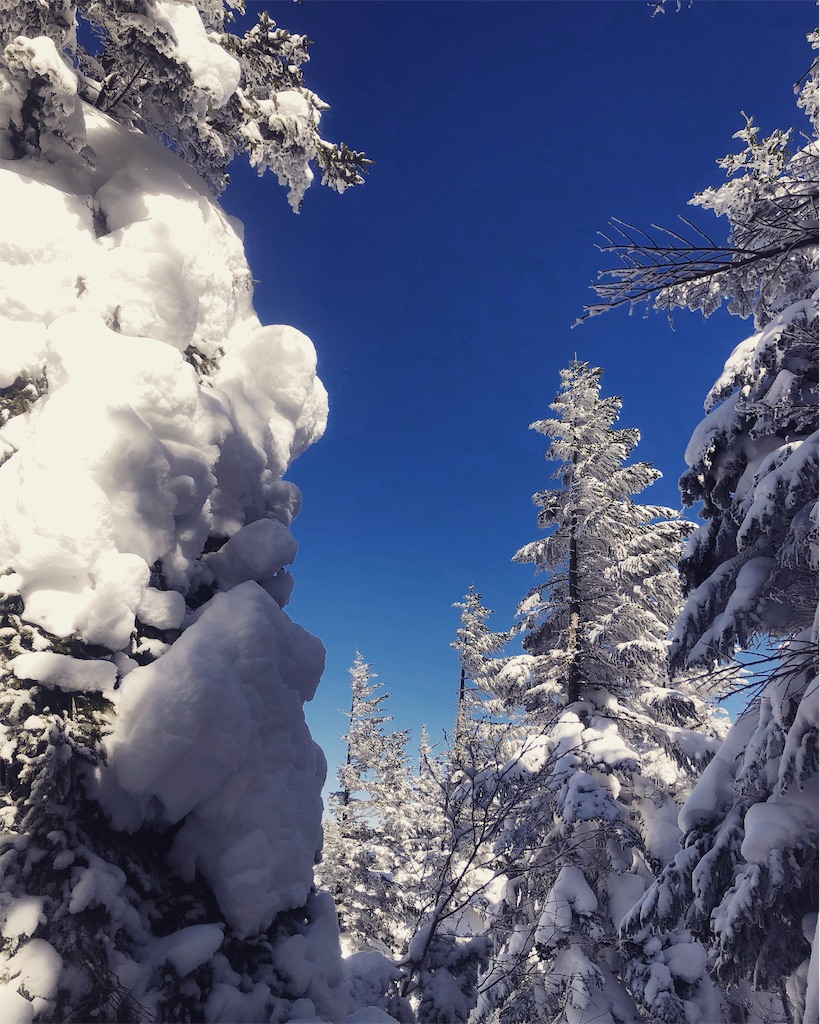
[0,0,369,207]
[577,29,818,327]
[512,361,694,709]
[451,586,508,687]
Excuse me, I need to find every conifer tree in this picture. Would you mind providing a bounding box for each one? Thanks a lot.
[0,0,368,205]
[451,587,511,757]
[474,362,729,1024]
[318,653,411,955]
[0,4,367,1019]
[620,35,818,1024]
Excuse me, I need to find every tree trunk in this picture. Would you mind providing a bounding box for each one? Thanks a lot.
[566,447,582,705]
[454,665,467,758]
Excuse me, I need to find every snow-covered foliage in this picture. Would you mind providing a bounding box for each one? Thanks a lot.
[451,587,511,750]
[673,181,818,663]
[511,361,696,713]
[0,19,381,1022]
[579,29,816,327]
[318,656,496,1024]
[318,653,413,960]
[471,364,731,1024]
[0,0,368,206]
[626,36,819,1024]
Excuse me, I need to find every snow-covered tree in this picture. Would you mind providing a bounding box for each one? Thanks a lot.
[451,587,511,755]
[620,34,818,1024]
[0,0,368,206]
[510,360,696,713]
[0,7,378,1021]
[318,653,413,956]
[473,363,730,1024]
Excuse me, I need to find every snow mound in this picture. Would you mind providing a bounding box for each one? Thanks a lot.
[1,101,328,653]
[96,582,326,937]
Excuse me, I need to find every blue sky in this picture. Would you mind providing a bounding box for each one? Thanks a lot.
[220,0,816,785]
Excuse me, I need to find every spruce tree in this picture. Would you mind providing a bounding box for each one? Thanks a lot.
[622,35,818,1024]
[474,362,729,1024]
[318,653,411,955]
[451,587,511,757]
[0,4,368,1019]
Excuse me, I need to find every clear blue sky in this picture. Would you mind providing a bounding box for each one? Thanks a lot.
[220,0,816,786]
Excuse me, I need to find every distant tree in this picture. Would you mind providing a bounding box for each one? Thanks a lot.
[320,660,496,1024]
[473,362,730,1024]
[619,35,818,1024]
[510,360,696,713]
[451,586,511,755]
[0,0,369,205]
[318,652,410,954]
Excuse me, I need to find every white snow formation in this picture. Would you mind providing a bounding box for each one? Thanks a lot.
[1,94,330,941]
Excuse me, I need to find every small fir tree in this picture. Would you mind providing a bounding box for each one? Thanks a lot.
[318,652,411,954]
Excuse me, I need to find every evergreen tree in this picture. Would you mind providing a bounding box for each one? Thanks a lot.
[510,361,696,713]
[451,587,511,756]
[0,4,368,1019]
[318,652,412,955]
[0,0,368,205]
[474,363,729,1024]
[400,725,449,931]
[621,35,818,1024]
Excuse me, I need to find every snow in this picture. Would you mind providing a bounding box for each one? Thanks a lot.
[3,938,62,1001]
[342,1009,397,1024]
[0,985,35,1024]
[683,392,738,468]
[137,585,185,630]
[607,871,647,933]
[150,924,225,976]
[154,0,241,108]
[0,897,43,940]
[1,99,328,648]
[95,583,326,936]
[67,860,128,915]
[1,35,86,162]
[2,76,338,1006]
[582,716,638,771]
[678,707,758,833]
[536,865,598,946]
[740,782,819,864]
[664,941,707,985]
[206,517,299,606]
[8,651,117,693]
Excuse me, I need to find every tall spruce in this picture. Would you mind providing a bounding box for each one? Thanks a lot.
[474,363,729,1024]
